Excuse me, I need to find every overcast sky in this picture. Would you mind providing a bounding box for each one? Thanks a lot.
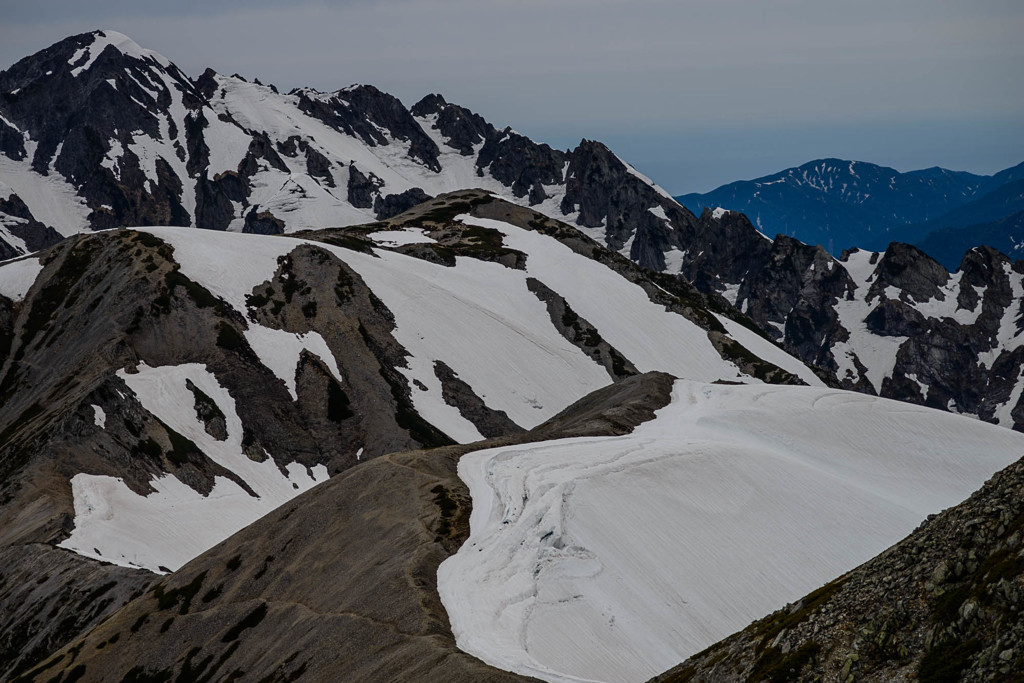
[1,0,1021,193]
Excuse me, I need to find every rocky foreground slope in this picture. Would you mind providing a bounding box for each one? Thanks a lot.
[653,452,1024,683]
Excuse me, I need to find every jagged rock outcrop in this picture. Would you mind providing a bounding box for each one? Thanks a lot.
[671,206,1024,429]
[0,30,705,277]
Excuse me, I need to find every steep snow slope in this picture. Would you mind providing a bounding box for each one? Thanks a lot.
[438,380,1024,683]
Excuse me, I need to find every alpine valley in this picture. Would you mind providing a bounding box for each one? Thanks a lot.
[1,29,1023,683]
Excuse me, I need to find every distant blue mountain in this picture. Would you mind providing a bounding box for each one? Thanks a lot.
[916,211,1024,270]
[676,159,1024,257]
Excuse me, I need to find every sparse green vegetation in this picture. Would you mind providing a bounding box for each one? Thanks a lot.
[749,642,822,683]
[130,614,148,634]
[918,638,982,683]
[754,578,846,648]
[254,555,275,580]
[164,269,219,309]
[17,238,98,358]
[137,438,162,458]
[431,484,458,538]
[201,584,223,603]
[334,269,354,303]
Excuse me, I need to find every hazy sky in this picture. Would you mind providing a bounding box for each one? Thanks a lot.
[1,0,1022,193]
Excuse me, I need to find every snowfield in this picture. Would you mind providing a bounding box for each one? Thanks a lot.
[438,380,1024,683]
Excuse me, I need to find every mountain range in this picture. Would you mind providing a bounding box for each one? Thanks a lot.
[2,29,1024,683]
[676,158,1024,265]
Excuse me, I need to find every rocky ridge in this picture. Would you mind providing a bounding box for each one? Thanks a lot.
[0,30,698,274]
[672,208,1024,430]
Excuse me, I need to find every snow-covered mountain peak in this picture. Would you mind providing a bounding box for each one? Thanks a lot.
[67,29,174,76]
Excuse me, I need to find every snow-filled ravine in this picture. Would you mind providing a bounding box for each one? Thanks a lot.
[438,380,1024,683]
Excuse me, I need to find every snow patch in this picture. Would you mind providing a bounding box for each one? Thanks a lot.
[0,256,43,300]
[439,380,1024,682]
[369,228,436,246]
[243,326,344,400]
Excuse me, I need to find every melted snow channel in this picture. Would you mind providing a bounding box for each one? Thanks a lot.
[439,381,1024,683]
[59,363,327,572]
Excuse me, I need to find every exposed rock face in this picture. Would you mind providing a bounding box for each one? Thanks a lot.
[0,194,65,256]
[667,206,1024,429]
[22,373,676,683]
[652,452,1024,683]
[296,84,443,172]
[374,187,432,220]
[0,30,704,276]
[4,29,1024,434]
[411,93,491,156]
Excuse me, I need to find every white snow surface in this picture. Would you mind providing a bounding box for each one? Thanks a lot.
[242,326,344,400]
[369,228,436,246]
[92,405,107,429]
[439,381,1024,683]
[58,363,328,572]
[69,30,171,78]
[833,249,907,390]
[0,144,92,236]
[462,216,744,383]
[0,256,43,300]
